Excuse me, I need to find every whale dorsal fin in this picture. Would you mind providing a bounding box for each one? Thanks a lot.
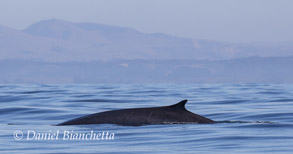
[169,100,187,110]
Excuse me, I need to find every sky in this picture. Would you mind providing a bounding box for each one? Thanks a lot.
[0,0,292,43]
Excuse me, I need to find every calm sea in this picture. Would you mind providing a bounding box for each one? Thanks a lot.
[0,84,293,154]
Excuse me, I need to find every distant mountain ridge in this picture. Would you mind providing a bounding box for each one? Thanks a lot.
[1,19,293,62]
[1,19,293,83]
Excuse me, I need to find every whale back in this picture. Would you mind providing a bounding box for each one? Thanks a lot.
[57,99,214,126]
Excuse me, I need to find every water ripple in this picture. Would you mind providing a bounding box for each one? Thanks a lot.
[0,84,292,154]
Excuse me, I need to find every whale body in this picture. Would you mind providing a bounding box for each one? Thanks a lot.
[57,99,214,126]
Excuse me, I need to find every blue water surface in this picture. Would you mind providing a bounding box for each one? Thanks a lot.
[0,84,293,154]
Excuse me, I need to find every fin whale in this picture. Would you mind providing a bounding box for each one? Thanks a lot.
[57,99,214,126]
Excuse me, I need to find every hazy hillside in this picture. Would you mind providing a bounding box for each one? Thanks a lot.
[1,19,293,62]
[1,19,293,83]
[1,19,197,61]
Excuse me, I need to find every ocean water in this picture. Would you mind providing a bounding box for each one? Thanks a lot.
[0,84,293,154]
